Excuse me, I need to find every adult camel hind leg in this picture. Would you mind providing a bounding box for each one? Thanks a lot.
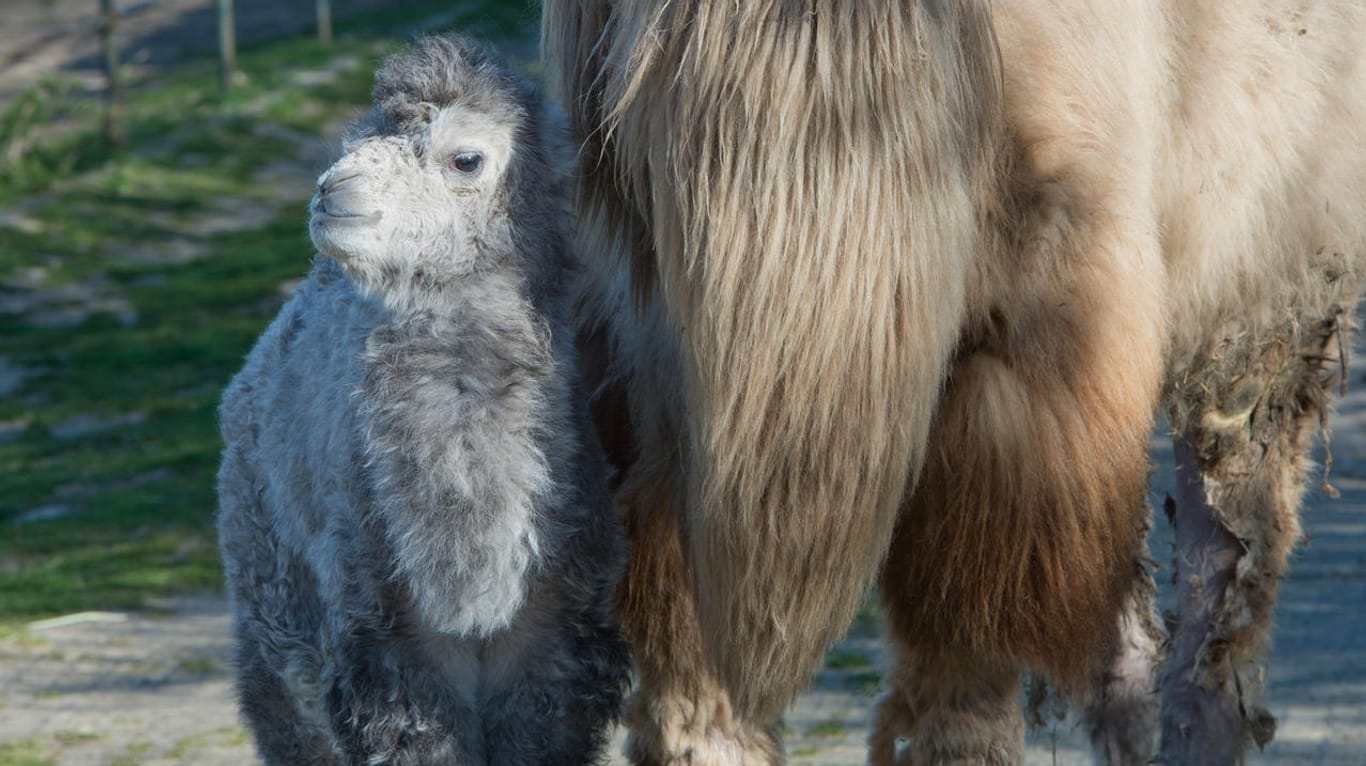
[868,639,1024,766]
[869,47,1172,747]
[873,241,1163,764]
[1079,557,1162,766]
[873,363,1161,766]
[1160,314,1350,764]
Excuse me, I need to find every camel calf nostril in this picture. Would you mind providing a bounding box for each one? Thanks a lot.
[320,171,362,195]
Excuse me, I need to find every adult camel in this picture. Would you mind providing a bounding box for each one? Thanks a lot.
[543,1,1366,763]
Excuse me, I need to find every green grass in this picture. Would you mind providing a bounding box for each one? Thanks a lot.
[176,655,221,674]
[0,738,53,766]
[824,647,873,670]
[804,719,848,738]
[165,728,249,760]
[0,0,539,629]
[106,742,152,766]
[51,732,102,747]
[844,670,882,694]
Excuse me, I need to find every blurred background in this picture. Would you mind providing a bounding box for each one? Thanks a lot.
[0,0,535,623]
[0,2,1361,764]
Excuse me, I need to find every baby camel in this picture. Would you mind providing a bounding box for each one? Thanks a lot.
[216,35,628,765]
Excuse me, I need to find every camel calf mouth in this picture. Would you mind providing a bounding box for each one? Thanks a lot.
[309,194,381,223]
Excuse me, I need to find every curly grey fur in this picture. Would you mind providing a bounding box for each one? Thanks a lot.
[216,36,629,766]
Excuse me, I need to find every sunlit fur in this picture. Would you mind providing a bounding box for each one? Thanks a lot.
[547,0,1003,729]
[216,36,628,765]
[545,0,1366,763]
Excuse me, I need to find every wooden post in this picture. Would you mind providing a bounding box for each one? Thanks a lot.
[316,0,333,43]
[98,0,122,145]
[217,0,236,91]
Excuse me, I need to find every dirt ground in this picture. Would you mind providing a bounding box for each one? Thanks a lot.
[1,3,1363,765]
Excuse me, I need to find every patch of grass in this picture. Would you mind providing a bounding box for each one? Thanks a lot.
[0,738,53,766]
[804,718,847,739]
[3,632,51,650]
[0,0,537,627]
[824,647,872,670]
[850,593,882,635]
[51,731,102,747]
[0,77,107,197]
[106,741,153,766]
[176,655,221,674]
[166,728,249,759]
[30,690,60,700]
[845,670,883,694]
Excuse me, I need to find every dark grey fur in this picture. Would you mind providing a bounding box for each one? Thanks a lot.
[216,36,629,766]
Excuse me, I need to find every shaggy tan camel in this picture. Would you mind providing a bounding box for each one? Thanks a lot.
[543,2,1366,763]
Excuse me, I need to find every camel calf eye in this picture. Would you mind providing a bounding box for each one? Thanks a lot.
[450,152,483,174]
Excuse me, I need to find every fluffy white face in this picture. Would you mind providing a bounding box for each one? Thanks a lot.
[308,102,519,301]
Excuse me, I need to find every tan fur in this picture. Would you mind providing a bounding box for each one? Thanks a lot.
[870,644,1024,766]
[613,470,784,766]
[546,0,1366,761]
[547,0,1005,721]
[1081,563,1163,765]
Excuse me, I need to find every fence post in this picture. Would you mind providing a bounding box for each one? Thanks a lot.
[98,0,122,145]
[316,0,333,43]
[218,0,236,91]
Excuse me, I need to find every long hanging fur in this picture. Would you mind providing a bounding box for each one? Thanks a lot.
[548,1,1366,760]
[545,0,1006,719]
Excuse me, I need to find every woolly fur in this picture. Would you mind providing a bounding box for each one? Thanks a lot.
[216,36,629,765]
[545,0,1366,762]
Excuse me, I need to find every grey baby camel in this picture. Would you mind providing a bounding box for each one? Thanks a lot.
[215,35,629,765]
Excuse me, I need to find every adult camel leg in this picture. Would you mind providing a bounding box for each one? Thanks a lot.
[875,337,1157,765]
[873,521,1160,766]
[869,640,1023,766]
[615,462,783,766]
[1081,558,1162,766]
[872,167,1166,760]
[545,0,1003,737]
[1159,315,1348,764]
[574,325,784,764]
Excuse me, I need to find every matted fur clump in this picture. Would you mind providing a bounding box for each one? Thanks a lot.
[216,35,628,765]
